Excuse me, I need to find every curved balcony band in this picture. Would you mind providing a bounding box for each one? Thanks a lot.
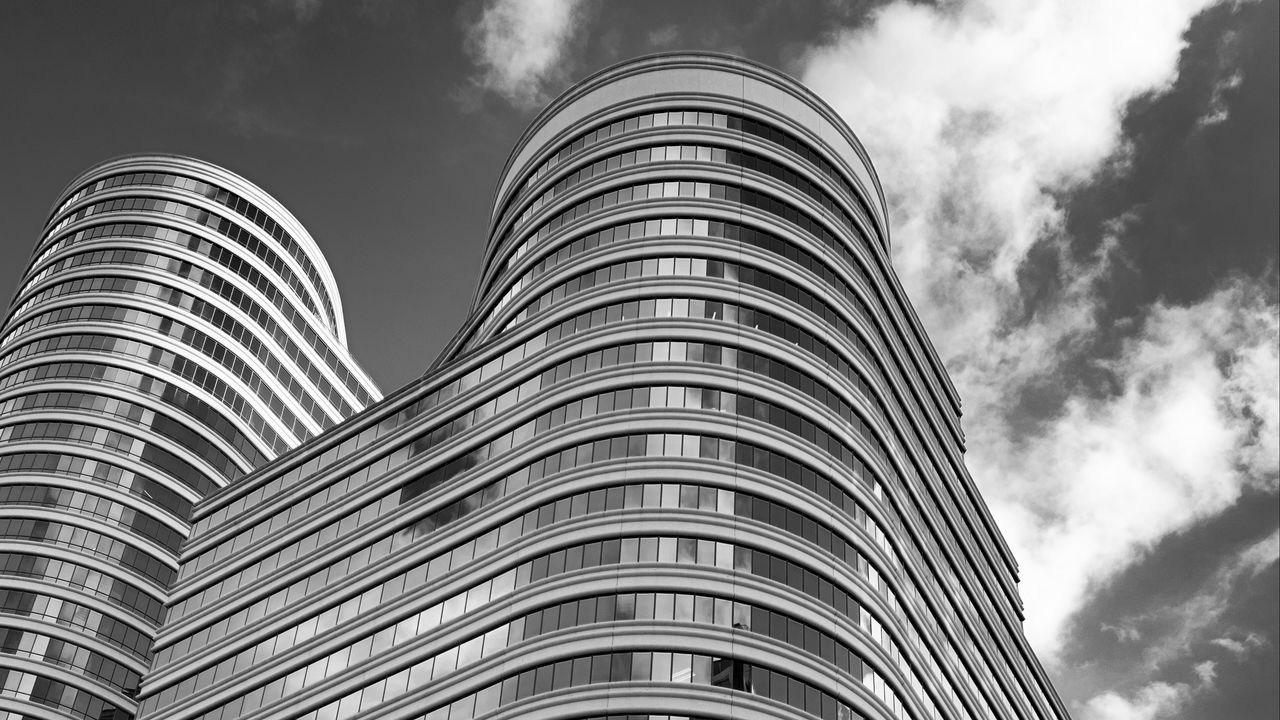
[0,155,379,720]
[127,54,1067,720]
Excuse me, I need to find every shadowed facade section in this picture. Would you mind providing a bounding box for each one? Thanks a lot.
[134,54,1070,720]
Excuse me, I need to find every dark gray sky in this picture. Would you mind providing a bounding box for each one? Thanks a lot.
[2,2,1276,718]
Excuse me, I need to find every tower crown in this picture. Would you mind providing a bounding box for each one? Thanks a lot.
[0,154,377,720]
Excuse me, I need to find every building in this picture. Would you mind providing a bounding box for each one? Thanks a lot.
[4,52,1070,720]
[0,156,379,720]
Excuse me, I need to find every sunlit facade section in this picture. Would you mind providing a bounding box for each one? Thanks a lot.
[0,155,378,720]
[137,54,1070,720]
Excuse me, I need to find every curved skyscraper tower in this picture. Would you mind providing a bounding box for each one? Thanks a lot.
[134,54,1069,720]
[0,155,379,720]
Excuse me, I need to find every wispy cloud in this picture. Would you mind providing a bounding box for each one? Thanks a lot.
[1120,529,1277,672]
[270,0,323,23]
[209,4,339,143]
[647,24,680,48]
[1076,532,1276,717]
[1102,621,1142,643]
[1199,70,1243,125]
[1197,22,1247,126]
[1210,631,1267,658]
[463,0,591,110]
[799,0,1277,668]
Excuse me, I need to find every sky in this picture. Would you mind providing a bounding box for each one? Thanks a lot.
[1,1,1276,718]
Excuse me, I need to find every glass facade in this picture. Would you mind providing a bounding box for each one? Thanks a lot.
[0,155,379,720]
[130,54,1069,720]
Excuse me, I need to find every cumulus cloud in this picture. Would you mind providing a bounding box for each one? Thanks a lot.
[799,0,1278,665]
[464,0,590,109]
[802,0,1223,323]
[1081,681,1196,720]
[987,286,1279,657]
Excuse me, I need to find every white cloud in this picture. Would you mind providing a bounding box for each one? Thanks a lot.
[464,0,590,109]
[1193,660,1217,686]
[1239,528,1280,570]
[988,286,1278,657]
[1211,631,1267,658]
[1081,681,1195,720]
[798,0,1278,665]
[802,0,1222,328]
[1079,635,1238,720]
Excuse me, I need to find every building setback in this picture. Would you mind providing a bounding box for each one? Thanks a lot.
[0,156,379,720]
[3,52,1070,720]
